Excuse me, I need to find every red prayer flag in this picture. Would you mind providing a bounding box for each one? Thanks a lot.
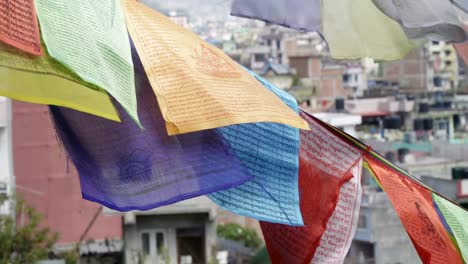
[260,111,362,263]
[0,0,43,55]
[365,155,463,264]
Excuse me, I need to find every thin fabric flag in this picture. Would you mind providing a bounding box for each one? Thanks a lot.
[35,0,140,126]
[0,42,119,122]
[454,26,468,65]
[230,0,320,32]
[451,0,468,12]
[311,162,363,264]
[0,0,43,55]
[372,0,467,42]
[123,0,308,135]
[209,72,302,226]
[323,0,419,60]
[49,45,252,211]
[433,194,468,263]
[260,110,362,263]
[365,155,463,264]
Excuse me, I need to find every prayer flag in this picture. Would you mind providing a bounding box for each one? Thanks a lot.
[323,0,418,60]
[372,0,467,42]
[50,45,252,211]
[365,155,463,264]
[35,0,139,125]
[0,0,42,55]
[0,42,119,121]
[209,72,302,225]
[123,0,308,135]
[231,0,320,32]
[260,110,362,263]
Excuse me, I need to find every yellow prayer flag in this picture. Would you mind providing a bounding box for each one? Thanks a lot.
[0,43,120,122]
[123,0,308,135]
[323,0,419,60]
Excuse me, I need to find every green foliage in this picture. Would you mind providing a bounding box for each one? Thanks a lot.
[157,247,171,264]
[62,250,78,264]
[0,198,58,264]
[249,247,271,264]
[217,223,262,250]
[291,75,302,87]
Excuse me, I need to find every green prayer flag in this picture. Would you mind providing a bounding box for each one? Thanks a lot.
[434,194,468,263]
[35,0,140,126]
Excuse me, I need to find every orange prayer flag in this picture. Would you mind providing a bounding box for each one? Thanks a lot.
[0,0,43,55]
[365,154,463,264]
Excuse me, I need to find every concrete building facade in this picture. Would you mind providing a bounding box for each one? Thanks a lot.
[12,102,123,260]
[0,97,13,216]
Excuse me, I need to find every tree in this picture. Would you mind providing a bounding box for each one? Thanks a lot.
[0,198,58,264]
[217,223,262,250]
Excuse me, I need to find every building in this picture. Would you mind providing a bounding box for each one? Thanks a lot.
[12,102,123,261]
[429,41,459,91]
[0,97,13,216]
[113,197,217,264]
[382,47,434,94]
[259,60,295,90]
[246,26,292,72]
[343,63,368,97]
[382,41,461,94]
[347,187,421,264]
[167,10,190,28]
[313,112,362,138]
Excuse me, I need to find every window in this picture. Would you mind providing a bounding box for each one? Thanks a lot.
[354,74,358,81]
[156,232,164,253]
[141,233,150,255]
[358,215,367,228]
[432,41,440,45]
[446,61,452,66]
[140,230,167,257]
[343,73,351,82]
[445,50,452,56]
[254,54,266,62]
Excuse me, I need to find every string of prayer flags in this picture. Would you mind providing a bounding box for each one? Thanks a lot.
[365,154,464,264]
[311,162,363,264]
[372,0,467,42]
[49,46,252,211]
[230,0,320,32]
[433,194,468,263]
[123,0,308,135]
[0,0,42,55]
[34,0,139,126]
[260,110,362,263]
[0,42,119,121]
[323,0,419,60]
[209,71,302,225]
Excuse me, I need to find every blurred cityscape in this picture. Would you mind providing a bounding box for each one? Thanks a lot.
[0,1,467,264]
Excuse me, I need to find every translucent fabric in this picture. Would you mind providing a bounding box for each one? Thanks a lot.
[372,0,467,42]
[365,155,463,264]
[49,46,252,211]
[231,0,320,32]
[260,110,362,263]
[323,0,419,60]
[209,72,302,225]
